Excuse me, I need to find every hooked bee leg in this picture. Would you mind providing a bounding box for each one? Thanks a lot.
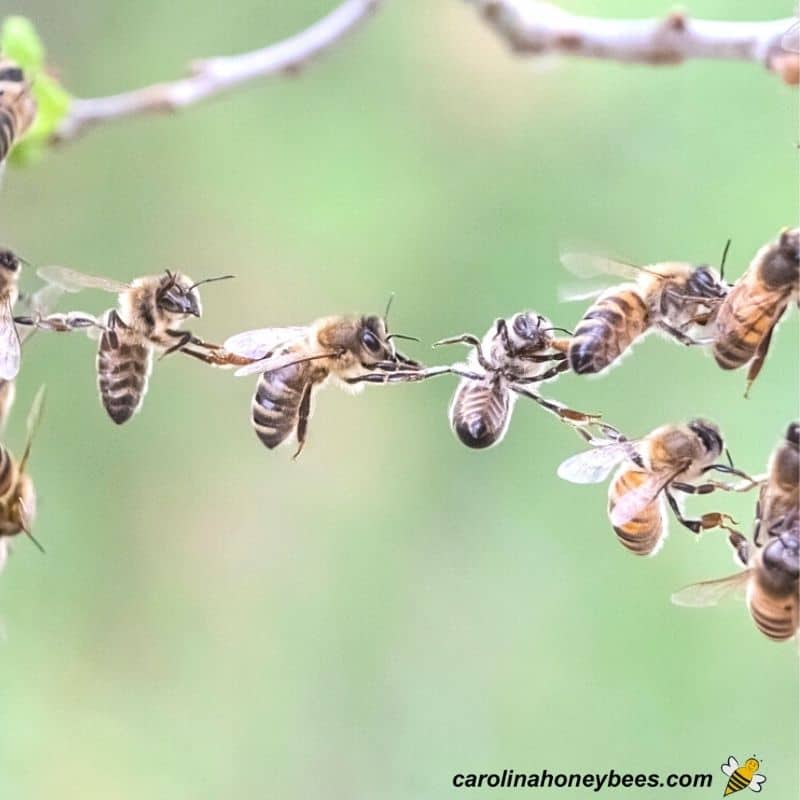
[664,488,740,535]
[432,333,493,371]
[511,384,600,425]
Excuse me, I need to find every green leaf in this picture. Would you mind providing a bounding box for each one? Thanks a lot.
[1,16,72,165]
[1,16,45,72]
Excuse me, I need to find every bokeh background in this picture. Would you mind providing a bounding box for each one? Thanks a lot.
[0,1,797,797]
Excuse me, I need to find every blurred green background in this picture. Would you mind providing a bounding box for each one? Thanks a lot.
[0,1,797,797]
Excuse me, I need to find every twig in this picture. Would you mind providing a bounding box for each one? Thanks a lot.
[54,0,381,142]
[468,1,800,83]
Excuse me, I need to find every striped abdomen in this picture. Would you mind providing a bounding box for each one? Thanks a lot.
[608,469,664,556]
[0,65,36,163]
[252,362,312,450]
[569,290,649,375]
[712,280,788,370]
[748,583,799,642]
[0,444,20,537]
[97,330,153,425]
[449,378,510,449]
[724,770,752,796]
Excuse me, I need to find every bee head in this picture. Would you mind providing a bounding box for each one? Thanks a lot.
[762,523,800,580]
[688,418,723,458]
[357,301,421,369]
[507,312,550,349]
[761,228,799,289]
[786,422,800,448]
[156,271,201,318]
[687,265,726,299]
[0,249,21,273]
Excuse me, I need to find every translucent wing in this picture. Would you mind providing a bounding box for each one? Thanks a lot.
[233,349,336,378]
[557,441,637,484]
[749,773,766,792]
[0,300,21,380]
[223,326,308,360]
[37,265,130,294]
[560,252,666,281]
[672,572,750,608]
[721,756,739,777]
[27,283,65,315]
[558,284,609,303]
[609,471,673,528]
[782,19,799,53]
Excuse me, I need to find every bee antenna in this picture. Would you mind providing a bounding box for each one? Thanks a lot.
[724,447,735,469]
[719,238,732,281]
[386,333,420,343]
[544,326,574,336]
[24,529,45,554]
[189,274,235,291]
[384,293,395,325]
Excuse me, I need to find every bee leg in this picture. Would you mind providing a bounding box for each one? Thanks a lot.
[511,385,601,425]
[667,485,740,534]
[700,463,759,490]
[513,360,570,384]
[160,331,193,359]
[744,319,778,398]
[433,334,492,371]
[292,383,313,460]
[656,321,707,346]
[345,366,460,385]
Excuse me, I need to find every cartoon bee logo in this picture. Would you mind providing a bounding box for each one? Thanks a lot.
[721,756,766,796]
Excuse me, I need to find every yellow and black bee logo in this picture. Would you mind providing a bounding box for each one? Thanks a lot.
[721,756,766,795]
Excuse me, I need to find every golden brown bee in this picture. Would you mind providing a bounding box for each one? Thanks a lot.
[558,420,756,556]
[754,421,799,545]
[712,228,799,394]
[673,512,799,642]
[37,266,233,424]
[0,58,37,166]
[0,387,45,574]
[561,253,728,375]
[224,312,422,457]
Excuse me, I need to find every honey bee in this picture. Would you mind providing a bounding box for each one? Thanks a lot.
[712,227,799,395]
[673,513,799,642]
[721,756,767,795]
[366,311,600,449]
[37,266,234,424]
[561,251,728,375]
[0,387,46,574]
[224,310,422,457]
[0,58,37,166]
[558,420,756,556]
[753,421,799,545]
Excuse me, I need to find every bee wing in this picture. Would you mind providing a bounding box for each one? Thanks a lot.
[223,326,308,360]
[672,572,751,609]
[36,266,130,294]
[721,756,739,777]
[749,774,766,792]
[17,284,66,346]
[781,19,799,53]
[233,349,336,378]
[609,471,675,528]
[557,441,636,484]
[560,251,670,282]
[558,284,609,303]
[0,299,21,380]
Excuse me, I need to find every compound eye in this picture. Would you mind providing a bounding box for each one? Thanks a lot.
[362,329,382,354]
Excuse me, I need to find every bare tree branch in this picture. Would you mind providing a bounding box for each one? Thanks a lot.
[468,1,799,83]
[55,0,381,143]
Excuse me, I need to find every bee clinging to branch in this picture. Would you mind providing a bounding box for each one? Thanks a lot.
[0,387,46,574]
[0,58,37,166]
[712,227,799,396]
[36,266,234,424]
[673,511,799,642]
[558,420,757,556]
[561,249,729,376]
[224,306,422,458]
